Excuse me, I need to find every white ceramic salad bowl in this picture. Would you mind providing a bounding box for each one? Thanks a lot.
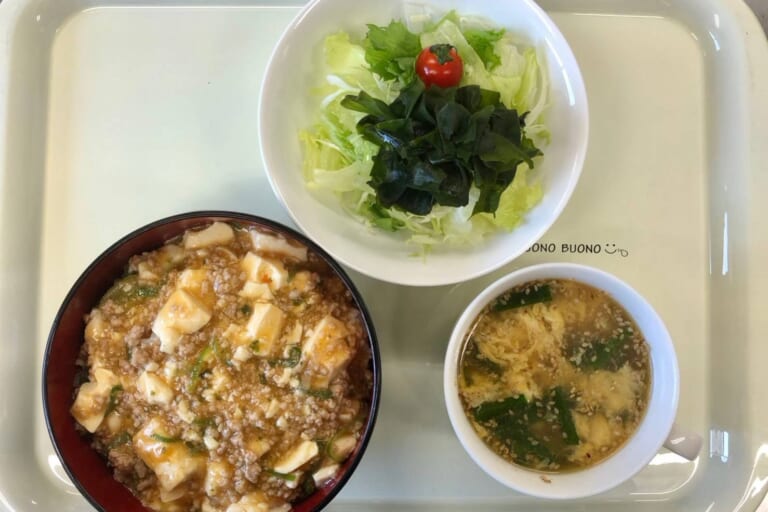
[259,0,588,286]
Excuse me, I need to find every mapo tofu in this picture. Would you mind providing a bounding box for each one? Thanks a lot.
[71,222,373,512]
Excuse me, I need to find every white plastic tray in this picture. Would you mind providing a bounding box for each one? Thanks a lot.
[0,0,767,510]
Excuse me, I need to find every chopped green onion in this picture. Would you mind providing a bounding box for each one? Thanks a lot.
[192,417,215,432]
[104,385,123,416]
[151,433,182,443]
[135,285,159,298]
[266,469,297,481]
[211,338,232,367]
[269,345,301,368]
[188,346,213,391]
[107,431,132,449]
[102,274,160,304]
[303,388,333,399]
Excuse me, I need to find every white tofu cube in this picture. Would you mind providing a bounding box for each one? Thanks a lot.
[302,315,354,387]
[176,400,195,424]
[71,381,112,433]
[272,440,319,474]
[241,252,287,291]
[184,221,234,249]
[225,492,290,512]
[106,412,123,433]
[152,320,182,356]
[158,244,185,267]
[163,360,179,380]
[264,399,280,419]
[238,281,273,301]
[241,252,261,279]
[204,434,219,451]
[286,323,303,344]
[137,371,174,405]
[312,464,339,486]
[288,271,315,293]
[204,460,232,497]
[232,345,253,362]
[153,289,212,353]
[84,311,107,343]
[202,500,222,512]
[250,231,307,261]
[246,438,272,458]
[244,303,286,356]
[133,418,205,491]
[210,367,230,393]
[159,289,212,334]
[328,434,356,461]
[93,368,120,387]
[159,485,186,504]
[138,262,159,281]
[177,268,208,296]
[70,368,119,433]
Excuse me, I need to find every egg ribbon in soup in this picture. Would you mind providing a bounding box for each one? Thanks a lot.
[458,279,651,472]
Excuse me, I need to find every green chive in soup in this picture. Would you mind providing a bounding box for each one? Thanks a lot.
[458,279,651,472]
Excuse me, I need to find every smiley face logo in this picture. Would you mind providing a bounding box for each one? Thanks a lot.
[604,243,629,258]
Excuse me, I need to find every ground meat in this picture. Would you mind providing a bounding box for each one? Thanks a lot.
[108,446,137,474]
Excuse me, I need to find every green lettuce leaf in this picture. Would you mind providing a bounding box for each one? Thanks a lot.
[363,21,422,83]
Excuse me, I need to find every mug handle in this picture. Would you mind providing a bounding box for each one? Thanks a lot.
[663,423,703,460]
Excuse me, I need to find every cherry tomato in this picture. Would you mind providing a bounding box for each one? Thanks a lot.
[415,44,463,88]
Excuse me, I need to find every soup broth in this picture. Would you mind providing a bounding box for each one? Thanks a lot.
[458,279,651,472]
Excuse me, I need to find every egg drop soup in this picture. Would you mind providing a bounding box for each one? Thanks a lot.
[458,279,651,472]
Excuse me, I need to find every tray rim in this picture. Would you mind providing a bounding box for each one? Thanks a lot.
[0,0,767,510]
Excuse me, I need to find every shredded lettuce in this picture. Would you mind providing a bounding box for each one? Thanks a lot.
[481,166,543,230]
[464,28,505,70]
[300,11,549,247]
